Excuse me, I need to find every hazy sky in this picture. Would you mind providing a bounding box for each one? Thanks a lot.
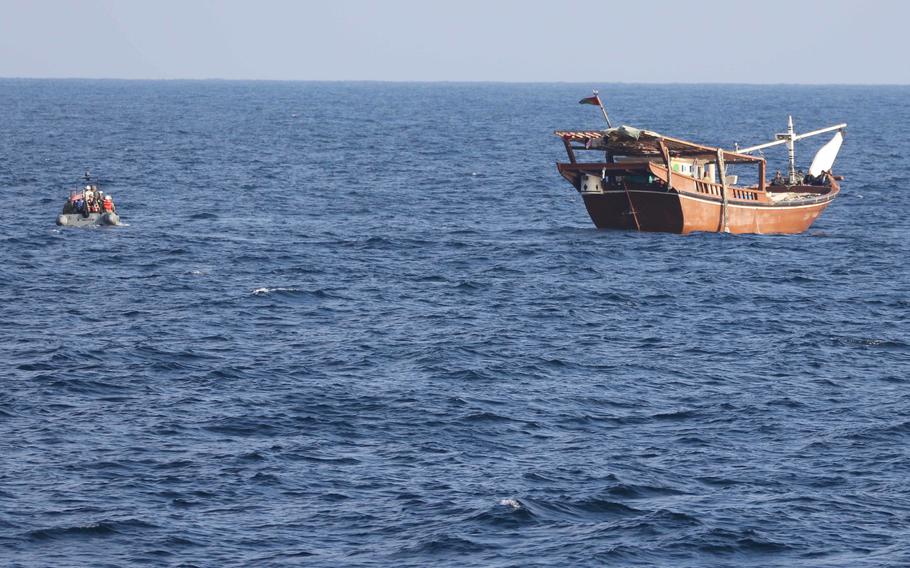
[1,0,906,83]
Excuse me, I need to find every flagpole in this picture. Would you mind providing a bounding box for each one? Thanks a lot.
[593,90,613,128]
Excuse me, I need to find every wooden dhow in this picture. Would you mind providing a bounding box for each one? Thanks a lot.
[556,95,846,234]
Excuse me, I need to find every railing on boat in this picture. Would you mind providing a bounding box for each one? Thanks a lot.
[650,162,763,202]
[558,161,765,202]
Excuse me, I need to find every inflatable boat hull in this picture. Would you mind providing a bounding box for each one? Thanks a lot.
[56,212,121,227]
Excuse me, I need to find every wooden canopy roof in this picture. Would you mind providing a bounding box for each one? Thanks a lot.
[555,125,762,164]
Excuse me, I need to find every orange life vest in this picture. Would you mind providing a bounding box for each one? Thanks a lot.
[103,200,114,213]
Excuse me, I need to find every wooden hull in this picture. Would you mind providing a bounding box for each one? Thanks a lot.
[581,188,834,234]
[558,162,839,235]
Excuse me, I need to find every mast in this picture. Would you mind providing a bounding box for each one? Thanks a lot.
[736,118,847,186]
[785,116,797,185]
[593,90,613,128]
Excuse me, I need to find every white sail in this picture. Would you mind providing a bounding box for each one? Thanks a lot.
[808,131,844,177]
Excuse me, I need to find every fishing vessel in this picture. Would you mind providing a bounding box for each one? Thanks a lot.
[556,92,846,234]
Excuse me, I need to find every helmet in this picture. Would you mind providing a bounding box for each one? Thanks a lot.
[104,195,112,201]
[85,185,91,190]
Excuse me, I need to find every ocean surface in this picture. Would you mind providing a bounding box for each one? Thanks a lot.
[1,80,908,567]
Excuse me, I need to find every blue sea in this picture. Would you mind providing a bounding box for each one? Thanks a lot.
[1,80,908,566]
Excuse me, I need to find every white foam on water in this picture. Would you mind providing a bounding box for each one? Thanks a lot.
[251,287,298,296]
[498,498,521,509]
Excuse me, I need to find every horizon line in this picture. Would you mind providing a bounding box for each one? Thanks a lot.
[1,76,909,87]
